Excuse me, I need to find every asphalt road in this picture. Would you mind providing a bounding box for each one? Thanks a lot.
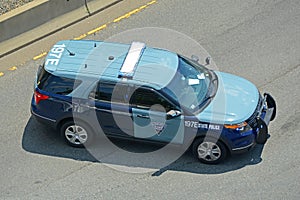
[0,0,300,199]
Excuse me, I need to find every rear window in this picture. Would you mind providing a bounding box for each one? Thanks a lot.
[37,66,81,95]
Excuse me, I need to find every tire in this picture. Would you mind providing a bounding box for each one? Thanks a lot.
[60,120,94,148]
[192,137,227,164]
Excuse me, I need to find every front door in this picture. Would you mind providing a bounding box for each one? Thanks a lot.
[130,88,184,144]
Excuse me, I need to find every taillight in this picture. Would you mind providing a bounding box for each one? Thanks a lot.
[34,91,49,104]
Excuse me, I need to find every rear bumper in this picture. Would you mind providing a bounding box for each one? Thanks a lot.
[31,108,57,129]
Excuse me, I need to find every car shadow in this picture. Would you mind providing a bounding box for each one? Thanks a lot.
[22,117,265,176]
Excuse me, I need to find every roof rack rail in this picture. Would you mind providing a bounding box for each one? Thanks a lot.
[118,41,146,78]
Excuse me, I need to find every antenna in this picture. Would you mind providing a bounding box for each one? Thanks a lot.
[66,48,75,56]
[205,57,211,65]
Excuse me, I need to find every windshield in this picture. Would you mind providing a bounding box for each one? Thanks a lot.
[163,55,217,113]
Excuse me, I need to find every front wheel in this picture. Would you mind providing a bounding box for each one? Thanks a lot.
[192,137,227,164]
[60,120,94,148]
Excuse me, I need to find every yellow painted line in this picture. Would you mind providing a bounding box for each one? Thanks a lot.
[113,15,125,23]
[128,8,140,15]
[138,5,147,10]
[33,52,47,60]
[8,66,17,71]
[147,0,157,5]
[87,24,107,35]
[74,34,87,40]
[113,0,157,23]
[0,72,4,77]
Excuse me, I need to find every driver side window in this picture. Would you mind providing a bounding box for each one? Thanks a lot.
[130,88,175,111]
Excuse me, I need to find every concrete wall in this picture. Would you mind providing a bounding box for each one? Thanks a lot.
[0,0,95,42]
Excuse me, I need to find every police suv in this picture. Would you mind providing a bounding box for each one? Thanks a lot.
[31,40,276,164]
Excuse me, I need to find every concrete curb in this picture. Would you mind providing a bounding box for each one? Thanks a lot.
[0,0,122,58]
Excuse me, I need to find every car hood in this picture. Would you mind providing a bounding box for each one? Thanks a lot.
[197,72,259,124]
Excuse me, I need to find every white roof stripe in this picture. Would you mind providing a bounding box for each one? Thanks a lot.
[119,42,145,77]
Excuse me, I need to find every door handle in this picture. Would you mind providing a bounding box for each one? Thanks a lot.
[137,114,150,119]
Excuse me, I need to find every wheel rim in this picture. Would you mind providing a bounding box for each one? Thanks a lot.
[197,141,221,162]
[65,125,88,145]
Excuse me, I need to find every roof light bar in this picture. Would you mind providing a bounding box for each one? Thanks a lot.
[119,42,146,78]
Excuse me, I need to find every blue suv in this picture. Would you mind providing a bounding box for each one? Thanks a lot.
[31,40,276,164]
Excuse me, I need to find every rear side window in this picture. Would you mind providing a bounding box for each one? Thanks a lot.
[95,83,115,102]
[37,67,81,95]
[91,82,130,103]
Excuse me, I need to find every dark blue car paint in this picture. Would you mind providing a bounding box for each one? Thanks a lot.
[31,86,268,154]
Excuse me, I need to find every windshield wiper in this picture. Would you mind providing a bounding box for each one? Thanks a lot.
[200,70,218,105]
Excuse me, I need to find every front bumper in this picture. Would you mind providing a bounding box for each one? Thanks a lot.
[231,139,256,154]
[231,93,276,153]
[254,93,276,144]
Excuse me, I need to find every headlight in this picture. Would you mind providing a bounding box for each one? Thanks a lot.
[224,122,248,131]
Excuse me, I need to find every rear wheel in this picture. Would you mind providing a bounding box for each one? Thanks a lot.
[60,120,94,148]
[192,137,227,164]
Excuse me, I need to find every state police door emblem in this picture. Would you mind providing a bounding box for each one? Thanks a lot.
[151,122,166,136]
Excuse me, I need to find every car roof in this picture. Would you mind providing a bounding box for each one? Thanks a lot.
[44,40,179,90]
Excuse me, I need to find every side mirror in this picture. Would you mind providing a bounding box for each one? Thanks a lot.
[191,55,199,62]
[205,57,211,65]
[166,110,181,119]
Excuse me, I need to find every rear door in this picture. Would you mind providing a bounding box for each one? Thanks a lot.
[88,82,133,137]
